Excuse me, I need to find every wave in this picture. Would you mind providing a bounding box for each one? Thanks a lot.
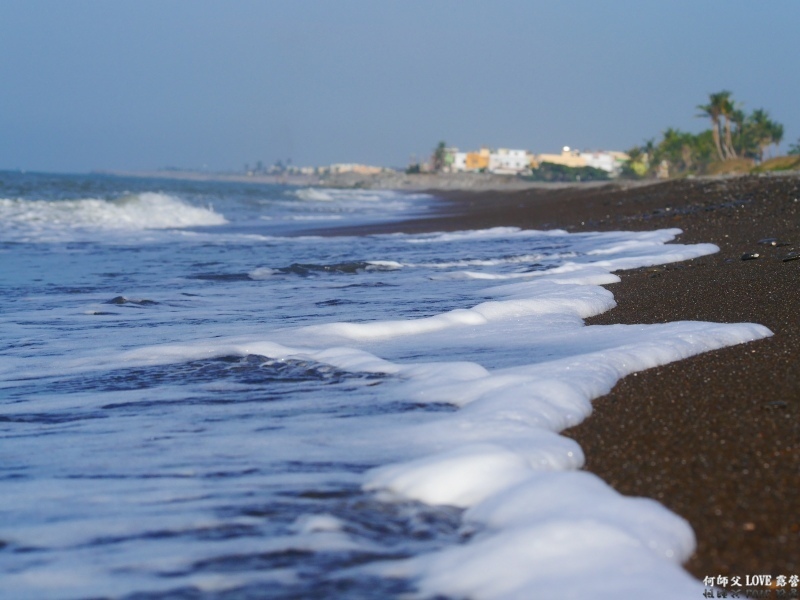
[0,192,227,237]
[248,260,404,279]
[292,188,395,203]
[2,215,773,599]
[292,188,338,202]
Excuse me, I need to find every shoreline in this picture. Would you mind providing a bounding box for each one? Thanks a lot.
[102,166,798,194]
[320,174,800,579]
[100,166,768,193]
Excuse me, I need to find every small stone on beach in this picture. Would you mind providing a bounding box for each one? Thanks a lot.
[765,401,788,409]
[741,253,760,261]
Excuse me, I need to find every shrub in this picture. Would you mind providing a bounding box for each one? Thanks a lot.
[704,158,754,175]
[751,156,800,173]
[524,162,610,182]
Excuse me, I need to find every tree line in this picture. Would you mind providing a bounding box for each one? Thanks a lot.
[625,91,795,178]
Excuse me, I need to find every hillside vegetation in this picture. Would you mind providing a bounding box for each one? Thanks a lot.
[624,91,798,179]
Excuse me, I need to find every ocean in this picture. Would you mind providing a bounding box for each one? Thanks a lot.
[0,171,771,599]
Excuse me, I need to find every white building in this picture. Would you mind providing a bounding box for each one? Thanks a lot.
[580,150,629,176]
[489,148,530,175]
[452,152,468,172]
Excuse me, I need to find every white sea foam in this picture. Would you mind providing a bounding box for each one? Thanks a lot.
[55,296,766,600]
[293,187,339,202]
[284,214,344,221]
[292,187,416,204]
[401,226,568,243]
[248,266,277,279]
[284,188,432,224]
[19,235,767,599]
[365,260,404,270]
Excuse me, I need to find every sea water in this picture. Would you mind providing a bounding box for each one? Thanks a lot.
[0,172,771,599]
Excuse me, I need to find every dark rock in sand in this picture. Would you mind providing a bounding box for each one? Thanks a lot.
[765,401,788,410]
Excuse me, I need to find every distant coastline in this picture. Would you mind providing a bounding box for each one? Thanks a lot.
[100,167,798,194]
[99,167,618,191]
[97,169,320,188]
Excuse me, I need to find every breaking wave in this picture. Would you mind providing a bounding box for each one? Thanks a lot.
[0,192,227,238]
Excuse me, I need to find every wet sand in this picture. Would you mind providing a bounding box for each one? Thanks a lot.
[322,173,800,579]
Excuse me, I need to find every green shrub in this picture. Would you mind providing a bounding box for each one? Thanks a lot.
[524,162,610,182]
[752,156,800,172]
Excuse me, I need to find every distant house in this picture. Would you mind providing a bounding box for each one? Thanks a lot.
[451,146,533,175]
[533,146,629,177]
[441,147,460,172]
[489,148,530,175]
[445,144,628,177]
[534,146,587,169]
[452,151,468,172]
[465,147,491,171]
[580,150,629,176]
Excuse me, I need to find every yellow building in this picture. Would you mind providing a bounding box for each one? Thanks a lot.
[464,147,490,171]
[534,146,587,168]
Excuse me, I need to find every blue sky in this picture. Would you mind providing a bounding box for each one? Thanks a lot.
[1,1,798,173]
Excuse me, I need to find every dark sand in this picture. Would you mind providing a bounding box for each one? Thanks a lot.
[322,174,800,580]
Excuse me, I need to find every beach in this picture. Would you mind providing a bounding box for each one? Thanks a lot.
[2,169,797,597]
[327,172,800,580]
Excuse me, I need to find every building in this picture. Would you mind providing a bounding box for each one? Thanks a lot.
[489,148,530,175]
[464,147,491,171]
[444,144,629,177]
[452,151,468,172]
[534,146,587,169]
[533,146,629,177]
[580,150,629,176]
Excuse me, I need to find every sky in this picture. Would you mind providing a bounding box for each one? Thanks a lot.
[1,0,798,173]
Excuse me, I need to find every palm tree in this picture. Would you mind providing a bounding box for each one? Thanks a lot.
[739,109,764,160]
[639,138,657,176]
[697,90,742,159]
[740,109,785,161]
[768,120,784,158]
[728,107,747,158]
[432,141,447,172]
[659,128,686,173]
[697,92,727,160]
[717,91,738,159]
